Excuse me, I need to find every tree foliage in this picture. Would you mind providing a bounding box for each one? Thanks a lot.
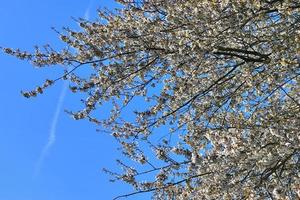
[2,0,300,199]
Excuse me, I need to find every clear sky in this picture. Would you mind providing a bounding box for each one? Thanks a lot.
[0,1,149,199]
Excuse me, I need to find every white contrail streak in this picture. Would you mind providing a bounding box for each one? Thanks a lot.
[84,8,91,20]
[84,0,94,20]
[33,1,93,179]
[33,82,68,178]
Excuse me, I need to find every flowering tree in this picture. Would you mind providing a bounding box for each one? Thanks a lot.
[2,0,300,199]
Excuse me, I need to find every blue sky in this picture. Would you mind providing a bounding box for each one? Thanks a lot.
[0,1,149,199]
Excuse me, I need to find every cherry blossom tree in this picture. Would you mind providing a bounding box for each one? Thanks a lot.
[2,0,300,199]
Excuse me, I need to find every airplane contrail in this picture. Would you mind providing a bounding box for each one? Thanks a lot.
[84,0,94,20]
[33,1,94,179]
[84,7,91,20]
[33,81,68,178]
